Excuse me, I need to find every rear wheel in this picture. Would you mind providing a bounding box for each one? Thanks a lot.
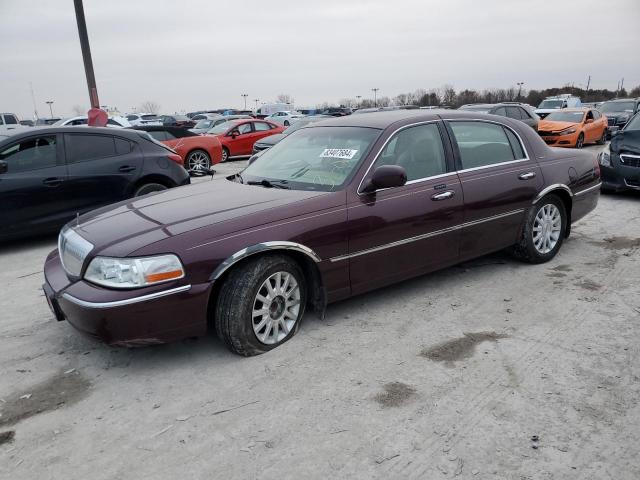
[575,133,584,149]
[186,149,211,172]
[509,194,567,264]
[215,254,306,356]
[134,182,168,197]
[221,147,230,162]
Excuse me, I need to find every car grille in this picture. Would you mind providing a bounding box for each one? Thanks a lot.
[538,131,559,137]
[58,227,94,277]
[620,154,640,168]
[607,117,616,126]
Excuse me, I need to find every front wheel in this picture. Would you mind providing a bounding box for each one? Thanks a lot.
[186,149,211,172]
[221,147,229,162]
[509,194,567,264]
[215,254,307,356]
[575,132,584,149]
[596,130,606,145]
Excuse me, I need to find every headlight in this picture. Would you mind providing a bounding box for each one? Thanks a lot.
[558,128,577,135]
[598,144,611,167]
[84,254,185,288]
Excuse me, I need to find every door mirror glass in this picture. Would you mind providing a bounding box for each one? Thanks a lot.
[229,130,239,138]
[361,165,407,193]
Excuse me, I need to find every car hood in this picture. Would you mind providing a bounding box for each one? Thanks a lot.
[255,134,285,145]
[73,178,334,257]
[611,129,640,154]
[538,120,580,132]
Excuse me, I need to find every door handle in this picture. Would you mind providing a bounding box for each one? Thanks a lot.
[431,191,455,201]
[518,172,536,180]
[42,177,63,187]
[119,165,136,173]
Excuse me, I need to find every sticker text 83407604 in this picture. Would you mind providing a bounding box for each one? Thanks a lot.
[319,148,358,159]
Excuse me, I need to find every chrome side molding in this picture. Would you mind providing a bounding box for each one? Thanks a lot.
[62,285,192,309]
[532,184,573,204]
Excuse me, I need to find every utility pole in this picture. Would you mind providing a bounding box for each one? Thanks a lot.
[73,0,100,109]
[372,88,379,107]
[29,82,39,119]
[586,75,591,91]
[517,82,524,100]
[46,100,54,117]
[356,95,362,107]
[241,93,248,110]
[254,99,259,113]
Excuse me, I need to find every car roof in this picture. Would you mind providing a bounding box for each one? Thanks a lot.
[0,126,146,143]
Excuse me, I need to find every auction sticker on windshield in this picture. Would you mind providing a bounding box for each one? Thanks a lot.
[320,148,358,159]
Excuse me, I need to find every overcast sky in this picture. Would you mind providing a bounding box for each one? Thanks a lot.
[1,0,639,118]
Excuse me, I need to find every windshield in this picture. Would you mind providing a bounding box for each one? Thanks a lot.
[141,114,158,120]
[241,126,381,191]
[195,119,214,129]
[538,100,564,109]
[208,121,235,134]
[458,105,492,112]
[599,101,635,113]
[544,111,585,123]
[624,113,640,131]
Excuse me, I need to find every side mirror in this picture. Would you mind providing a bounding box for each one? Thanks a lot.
[610,129,620,138]
[0,160,7,174]
[361,165,407,193]
[229,131,239,138]
[585,118,594,124]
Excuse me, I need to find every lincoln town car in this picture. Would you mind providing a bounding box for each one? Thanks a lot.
[43,110,601,355]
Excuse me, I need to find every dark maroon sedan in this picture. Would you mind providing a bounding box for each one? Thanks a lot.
[43,110,601,355]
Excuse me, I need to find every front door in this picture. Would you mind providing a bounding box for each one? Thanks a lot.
[446,119,543,261]
[0,133,70,236]
[346,122,463,295]
[226,122,254,156]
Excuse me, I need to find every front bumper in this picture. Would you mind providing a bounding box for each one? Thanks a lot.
[600,154,640,192]
[43,250,209,346]
[539,132,579,147]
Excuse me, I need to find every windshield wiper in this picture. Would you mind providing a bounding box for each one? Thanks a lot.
[246,179,290,189]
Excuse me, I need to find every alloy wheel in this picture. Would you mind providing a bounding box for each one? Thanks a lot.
[186,150,210,172]
[576,134,584,149]
[532,204,562,254]
[252,271,301,345]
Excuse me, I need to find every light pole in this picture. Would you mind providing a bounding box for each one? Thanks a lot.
[356,95,362,107]
[516,82,524,100]
[254,99,259,113]
[372,88,379,107]
[74,0,100,110]
[46,100,54,117]
[241,93,248,110]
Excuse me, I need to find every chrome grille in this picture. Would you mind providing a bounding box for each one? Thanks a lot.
[58,227,94,277]
[620,154,640,168]
[607,117,616,126]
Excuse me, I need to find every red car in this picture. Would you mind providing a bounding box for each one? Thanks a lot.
[207,119,284,161]
[136,126,222,173]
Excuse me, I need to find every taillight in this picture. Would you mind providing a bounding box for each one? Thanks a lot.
[168,154,183,165]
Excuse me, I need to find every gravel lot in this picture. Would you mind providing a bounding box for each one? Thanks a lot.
[1,147,640,480]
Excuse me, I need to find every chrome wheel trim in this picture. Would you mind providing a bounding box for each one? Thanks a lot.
[576,134,584,148]
[252,271,301,345]
[532,203,562,254]
[221,149,228,162]
[187,151,210,171]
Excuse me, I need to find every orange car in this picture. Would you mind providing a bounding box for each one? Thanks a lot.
[537,108,608,148]
[135,126,223,172]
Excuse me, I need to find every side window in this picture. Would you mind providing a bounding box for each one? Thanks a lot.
[372,123,447,181]
[449,121,519,169]
[0,136,57,173]
[115,138,133,155]
[164,131,177,140]
[253,122,271,132]
[238,123,252,134]
[4,115,18,125]
[65,134,116,163]
[503,128,526,159]
[493,107,507,116]
[519,107,531,119]
[126,115,137,121]
[147,131,167,141]
[586,110,594,121]
[506,107,522,119]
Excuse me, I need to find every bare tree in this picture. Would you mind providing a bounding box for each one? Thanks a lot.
[276,94,293,105]
[140,101,160,114]
[440,85,457,106]
[71,105,86,116]
[339,98,356,108]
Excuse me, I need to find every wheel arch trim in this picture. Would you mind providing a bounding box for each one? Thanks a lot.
[209,241,322,281]
[532,184,573,204]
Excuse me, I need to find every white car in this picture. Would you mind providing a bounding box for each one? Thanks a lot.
[265,110,305,126]
[125,113,161,126]
[52,115,132,128]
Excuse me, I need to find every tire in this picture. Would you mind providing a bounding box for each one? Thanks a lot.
[596,131,606,145]
[283,120,290,127]
[215,254,307,356]
[221,147,230,163]
[575,133,584,149]
[186,149,211,172]
[509,194,567,264]
[134,182,168,197]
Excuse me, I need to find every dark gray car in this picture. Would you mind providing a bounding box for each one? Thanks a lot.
[598,98,640,134]
[458,103,540,130]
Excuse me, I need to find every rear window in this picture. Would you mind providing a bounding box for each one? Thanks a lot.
[65,134,117,163]
[449,121,524,169]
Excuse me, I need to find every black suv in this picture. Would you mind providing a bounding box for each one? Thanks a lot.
[458,102,540,130]
[598,98,640,135]
[599,112,640,192]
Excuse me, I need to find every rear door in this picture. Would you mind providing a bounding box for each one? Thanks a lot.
[446,119,543,260]
[0,133,70,235]
[347,121,463,294]
[63,132,143,213]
